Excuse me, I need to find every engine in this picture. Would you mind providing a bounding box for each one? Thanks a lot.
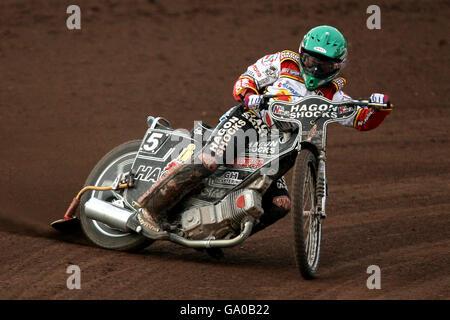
[180,189,263,240]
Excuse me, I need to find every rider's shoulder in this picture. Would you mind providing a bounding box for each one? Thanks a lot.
[279,50,300,64]
[331,77,347,91]
[320,77,347,92]
[258,50,299,66]
[316,77,347,98]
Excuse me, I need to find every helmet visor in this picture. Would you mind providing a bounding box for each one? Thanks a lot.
[300,50,341,79]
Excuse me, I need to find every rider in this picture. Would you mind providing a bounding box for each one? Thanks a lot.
[130,25,392,238]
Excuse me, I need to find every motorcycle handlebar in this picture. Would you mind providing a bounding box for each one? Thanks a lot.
[260,94,394,111]
[344,99,394,111]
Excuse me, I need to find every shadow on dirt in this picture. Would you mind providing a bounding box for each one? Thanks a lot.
[0,215,89,246]
[139,241,296,271]
[0,215,292,270]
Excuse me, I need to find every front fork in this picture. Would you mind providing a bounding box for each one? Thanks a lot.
[316,151,327,219]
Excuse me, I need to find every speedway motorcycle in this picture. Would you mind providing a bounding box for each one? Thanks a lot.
[51,96,392,279]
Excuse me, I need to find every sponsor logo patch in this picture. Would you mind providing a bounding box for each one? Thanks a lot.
[252,65,262,77]
[357,109,374,127]
[288,103,338,119]
[262,53,279,65]
[274,89,293,102]
[135,165,162,182]
[209,116,247,157]
[214,171,242,185]
[276,177,288,190]
[281,67,301,78]
[306,124,318,141]
[273,196,291,210]
[264,65,278,77]
[332,77,346,90]
[272,105,290,117]
[248,140,278,154]
[234,157,265,169]
[280,50,299,61]
[241,111,269,137]
[313,46,327,54]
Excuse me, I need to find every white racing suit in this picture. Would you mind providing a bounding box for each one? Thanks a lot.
[233,50,390,131]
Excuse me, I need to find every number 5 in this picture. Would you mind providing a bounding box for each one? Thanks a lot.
[143,132,164,152]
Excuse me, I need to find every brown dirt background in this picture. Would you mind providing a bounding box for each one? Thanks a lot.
[0,0,449,299]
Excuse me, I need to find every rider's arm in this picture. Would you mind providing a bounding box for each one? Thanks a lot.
[332,91,391,131]
[352,107,391,131]
[233,77,259,102]
[232,52,282,102]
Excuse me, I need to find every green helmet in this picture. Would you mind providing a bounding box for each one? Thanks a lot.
[299,25,348,90]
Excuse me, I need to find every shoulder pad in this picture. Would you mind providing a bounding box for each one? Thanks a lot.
[280,50,300,63]
[331,77,347,91]
[316,77,347,99]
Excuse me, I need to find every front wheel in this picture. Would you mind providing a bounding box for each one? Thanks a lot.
[79,140,153,252]
[291,148,322,279]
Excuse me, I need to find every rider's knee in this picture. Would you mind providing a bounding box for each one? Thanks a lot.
[272,195,291,213]
[198,153,219,172]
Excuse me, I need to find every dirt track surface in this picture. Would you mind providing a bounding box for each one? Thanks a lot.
[0,0,449,299]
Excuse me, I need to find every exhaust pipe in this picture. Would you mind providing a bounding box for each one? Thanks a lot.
[84,197,134,232]
[84,197,255,249]
[167,219,254,249]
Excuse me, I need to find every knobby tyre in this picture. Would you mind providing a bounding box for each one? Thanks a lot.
[291,148,322,279]
[79,140,153,251]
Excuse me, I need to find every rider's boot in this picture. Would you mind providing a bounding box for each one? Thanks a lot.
[128,153,218,238]
[126,207,168,239]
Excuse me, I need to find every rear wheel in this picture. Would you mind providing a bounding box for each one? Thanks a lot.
[79,140,153,252]
[291,149,322,279]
